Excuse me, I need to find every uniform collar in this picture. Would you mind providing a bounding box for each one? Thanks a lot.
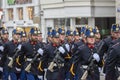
[30,40,37,45]
[87,43,94,49]
[52,43,58,47]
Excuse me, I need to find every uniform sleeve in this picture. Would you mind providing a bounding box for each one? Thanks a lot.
[105,48,118,80]
[3,43,9,55]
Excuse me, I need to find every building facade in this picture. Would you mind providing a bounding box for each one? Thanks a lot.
[40,0,115,39]
[0,0,3,27]
[116,0,120,24]
[2,0,41,39]
[1,0,116,40]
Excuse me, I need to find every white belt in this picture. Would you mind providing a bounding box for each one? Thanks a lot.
[15,67,21,71]
[26,58,32,61]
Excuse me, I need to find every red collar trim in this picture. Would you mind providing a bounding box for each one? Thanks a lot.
[87,44,94,49]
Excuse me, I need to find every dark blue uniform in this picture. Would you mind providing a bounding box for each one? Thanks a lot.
[98,36,113,58]
[74,43,101,80]
[21,40,44,80]
[67,40,85,80]
[3,40,20,80]
[45,43,66,80]
[0,40,4,79]
[97,36,114,73]
[105,42,120,80]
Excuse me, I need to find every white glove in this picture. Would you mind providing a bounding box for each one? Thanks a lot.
[58,46,65,54]
[98,67,102,72]
[65,44,70,52]
[0,46,4,52]
[37,48,44,56]
[93,53,100,62]
[17,44,22,50]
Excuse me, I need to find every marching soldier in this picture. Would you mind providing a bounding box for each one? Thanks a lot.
[72,27,101,80]
[1,29,9,43]
[18,31,28,80]
[20,28,44,80]
[37,28,48,80]
[105,24,120,80]
[97,24,120,74]
[72,27,86,53]
[68,27,87,80]
[45,29,66,80]
[70,29,85,80]
[0,28,9,79]
[0,36,4,79]
[108,24,120,47]
[98,24,120,58]
[105,40,120,80]
[3,28,21,80]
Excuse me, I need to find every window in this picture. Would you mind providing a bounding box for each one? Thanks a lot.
[75,18,88,25]
[18,8,23,20]
[54,18,65,27]
[66,18,70,26]
[27,7,34,20]
[8,8,13,20]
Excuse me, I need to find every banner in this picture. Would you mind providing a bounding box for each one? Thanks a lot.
[7,0,15,5]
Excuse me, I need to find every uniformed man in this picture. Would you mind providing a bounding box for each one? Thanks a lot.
[70,28,87,80]
[0,34,4,79]
[105,41,120,80]
[108,24,120,47]
[99,24,120,74]
[45,29,66,80]
[3,28,21,80]
[20,28,44,80]
[37,28,48,80]
[98,24,120,58]
[71,27,101,80]
[0,28,9,79]
[1,29,9,43]
[18,31,28,80]
[104,24,120,80]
